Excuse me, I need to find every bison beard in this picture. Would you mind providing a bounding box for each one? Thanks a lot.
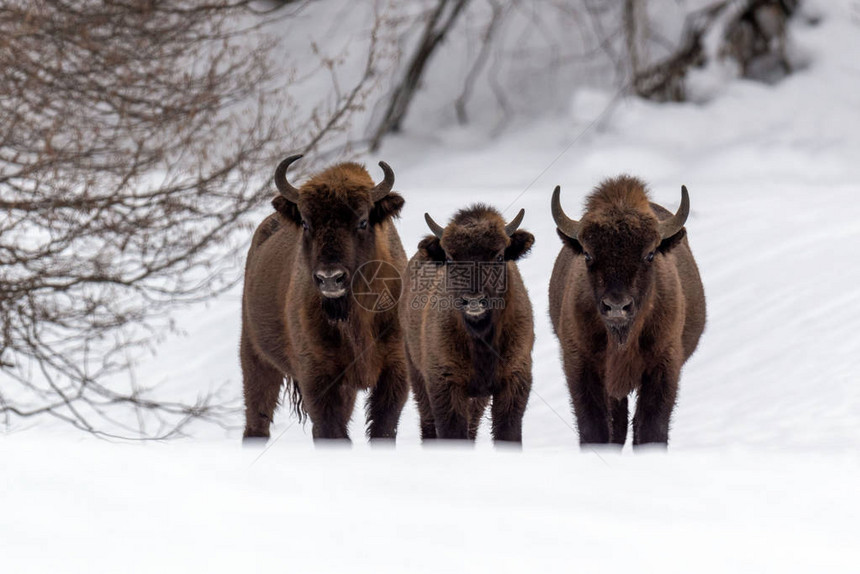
[321,294,350,323]
[608,321,633,347]
[465,324,500,398]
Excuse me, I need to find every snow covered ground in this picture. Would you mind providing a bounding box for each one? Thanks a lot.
[3,1,859,571]
[2,439,857,573]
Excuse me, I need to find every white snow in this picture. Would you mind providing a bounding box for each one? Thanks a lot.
[1,439,857,573]
[3,0,859,571]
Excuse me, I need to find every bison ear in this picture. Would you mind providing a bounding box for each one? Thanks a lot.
[370,192,404,226]
[272,196,302,226]
[658,227,686,254]
[556,229,583,254]
[418,236,446,262]
[505,230,534,261]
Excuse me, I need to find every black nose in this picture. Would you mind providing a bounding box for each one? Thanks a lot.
[600,295,634,318]
[314,269,347,291]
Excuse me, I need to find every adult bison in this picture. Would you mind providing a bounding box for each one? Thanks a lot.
[549,176,705,447]
[401,204,535,443]
[241,155,409,443]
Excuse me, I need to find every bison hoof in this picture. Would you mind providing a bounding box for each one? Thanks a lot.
[369,436,396,448]
[312,437,352,448]
[241,435,269,448]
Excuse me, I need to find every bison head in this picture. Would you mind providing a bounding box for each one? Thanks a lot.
[552,179,689,344]
[420,204,533,332]
[272,154,404,322]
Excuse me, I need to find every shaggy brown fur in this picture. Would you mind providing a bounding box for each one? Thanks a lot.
[401,204,535,443]
[549,176,706,447]
[241,159,408,442]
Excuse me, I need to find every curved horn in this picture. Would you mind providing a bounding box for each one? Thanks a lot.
[551,185,581,240]
[370,161,395,202]
[274,154,303,203]
[424,213,445,239]
[658,185,690,239]
[504,208,525,237]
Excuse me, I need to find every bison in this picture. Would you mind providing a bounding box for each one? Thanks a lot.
[401,204,535,443]
[241,155,409,442]
[548,176,706,447]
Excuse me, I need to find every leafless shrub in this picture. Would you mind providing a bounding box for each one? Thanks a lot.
[0,0,394,438]
[368,0,471,151]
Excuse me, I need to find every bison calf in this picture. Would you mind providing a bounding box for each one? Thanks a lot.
[549,176,705,448]
[241,155,409,443]
[401,205,535,443]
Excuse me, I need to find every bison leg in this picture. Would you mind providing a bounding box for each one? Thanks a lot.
[609,397,629,446]
[365,364,409,441]
[430,380,471,440]
[490,373,531,444]
[468,398,489,440]
[632,368,678,447]
[306,378,357,442]
[241,332,284,443]
[568,365,611,446]
[406,351,437,440]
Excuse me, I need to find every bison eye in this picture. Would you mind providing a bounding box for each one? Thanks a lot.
[646,251,655,263]
[584,252,592,264]
[358,219,368,230]
[496,253,504,263]
[301,220,309,231]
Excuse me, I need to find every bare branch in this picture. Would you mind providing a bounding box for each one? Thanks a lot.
[0,0,389,438]
[368,0,472,151]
